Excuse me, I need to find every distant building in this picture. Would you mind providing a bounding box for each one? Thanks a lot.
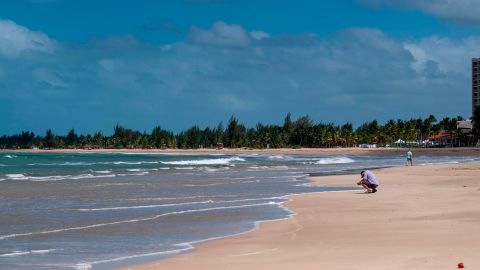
[358,143,377,148]
[457,120,473,134]
[473,58,480,117]
[429,133,456,147]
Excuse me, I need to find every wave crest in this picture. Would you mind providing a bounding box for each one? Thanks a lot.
[315,157,355,164]
[162,157,245,166]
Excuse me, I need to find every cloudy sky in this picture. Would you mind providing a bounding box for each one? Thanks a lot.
[1,0,480,135]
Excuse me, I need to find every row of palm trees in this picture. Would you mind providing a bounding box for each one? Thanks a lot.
[0,113,477,149]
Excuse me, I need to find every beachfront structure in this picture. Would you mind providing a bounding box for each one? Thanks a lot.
[473,58,480,117]
[429,133,457,147]
[457,120,473,134]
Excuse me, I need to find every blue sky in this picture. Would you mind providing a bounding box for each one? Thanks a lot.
[1,0,480,135]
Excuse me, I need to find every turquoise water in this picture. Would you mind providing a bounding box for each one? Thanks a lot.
[0,152,478,269]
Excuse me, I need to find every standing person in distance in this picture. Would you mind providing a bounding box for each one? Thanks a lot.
[357,170,379,193]
[406,148,413,166]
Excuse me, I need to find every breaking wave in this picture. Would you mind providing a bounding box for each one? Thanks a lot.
[161,157,245,166]
[315,157,355,164]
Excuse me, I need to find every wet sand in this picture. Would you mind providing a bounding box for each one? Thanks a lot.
[118,162,480,270]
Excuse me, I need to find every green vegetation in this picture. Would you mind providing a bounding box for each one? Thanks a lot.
[0,114,476,149]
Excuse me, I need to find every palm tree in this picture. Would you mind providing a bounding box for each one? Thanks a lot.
[44,129,56,149]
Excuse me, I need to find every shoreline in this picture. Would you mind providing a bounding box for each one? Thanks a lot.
[3,147,480,156]
[116,161,480,270]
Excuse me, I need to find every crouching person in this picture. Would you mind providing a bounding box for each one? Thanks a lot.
[357,170,379,193]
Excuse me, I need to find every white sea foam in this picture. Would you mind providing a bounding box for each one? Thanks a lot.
[174,167,195,170]
[87,183,137,188]
[28,162,96,166]
[248,166,270,170]
[74,263,92,270]
[70,174,116,180]
[93,170,112,174]
[119,152,193,155]
[247,165,291,171]
[315,157,355,164]
[0,249,56,257]
[30,160,161,166]
[117,172,149,176]
[198,166,231,172]
[0,202,280,240]
[215,197,283,204]
[78,201,294,270]
[75,200,215,211]
[0,251,30,257]
[270,165,290,170]
[76,244,194,270]
[75,198,280,211]
[5,174,27,180]
[5,173,116,181]
[126,194,244,202]
[3,154,17,159]
[71,197,294,270]
[126,168,158,172]
[161,157,245,166]
[267,155,293,160]
[113,161,160,165]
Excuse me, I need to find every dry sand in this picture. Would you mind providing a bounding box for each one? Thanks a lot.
[118,162,480,270]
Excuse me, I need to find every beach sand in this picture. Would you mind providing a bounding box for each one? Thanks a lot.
[117,162,480,270]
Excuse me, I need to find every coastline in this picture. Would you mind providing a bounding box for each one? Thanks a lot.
[3,147,480,156]
[116,161,480,270]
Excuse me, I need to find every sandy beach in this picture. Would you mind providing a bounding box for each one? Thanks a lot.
[117,161,480,270]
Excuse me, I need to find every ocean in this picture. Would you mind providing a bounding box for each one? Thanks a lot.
[0,152,478,270]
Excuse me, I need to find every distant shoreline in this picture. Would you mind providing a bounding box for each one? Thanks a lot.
[2,147,480,156]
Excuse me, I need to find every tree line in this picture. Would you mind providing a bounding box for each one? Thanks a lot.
[1,112,479,149]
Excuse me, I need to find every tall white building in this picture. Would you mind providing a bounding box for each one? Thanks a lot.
[473,58,480,117]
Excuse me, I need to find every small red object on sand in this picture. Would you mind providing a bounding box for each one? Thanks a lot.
[458,262,464,268]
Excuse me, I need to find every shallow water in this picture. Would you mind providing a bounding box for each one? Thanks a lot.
[0,152,478,269]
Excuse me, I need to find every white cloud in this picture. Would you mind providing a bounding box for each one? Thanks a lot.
[404,36,480,75]
[416,0,480,23]
[189,21,250,46]
[0,19,55,57]
[361,0,480,24]
[2,24,476,133]
[402,43,427,73]
[349,28,402,53]
[250,30,271,40]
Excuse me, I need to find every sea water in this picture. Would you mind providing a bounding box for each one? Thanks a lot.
[0,152,478,270]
